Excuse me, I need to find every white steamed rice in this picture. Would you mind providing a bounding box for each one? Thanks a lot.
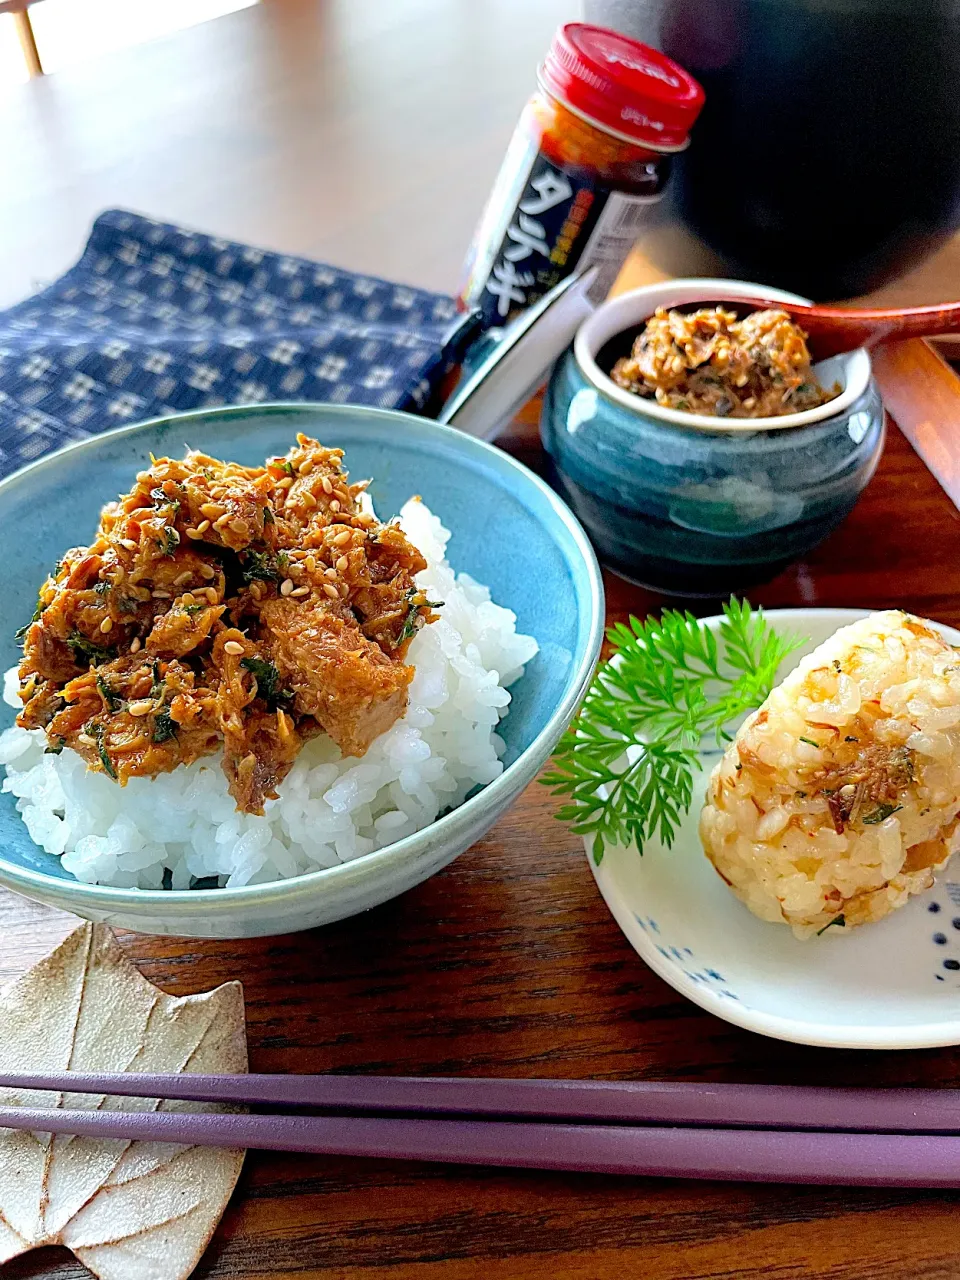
[0,499,538,890]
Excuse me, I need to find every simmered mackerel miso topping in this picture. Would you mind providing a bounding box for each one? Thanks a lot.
[815,743,914,834]
[610,306,840,419]
[16,435,439,814]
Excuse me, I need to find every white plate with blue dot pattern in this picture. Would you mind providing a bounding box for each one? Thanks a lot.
[589,608,960,1049]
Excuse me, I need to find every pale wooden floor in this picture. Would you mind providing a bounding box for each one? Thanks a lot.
[0,0,257,86]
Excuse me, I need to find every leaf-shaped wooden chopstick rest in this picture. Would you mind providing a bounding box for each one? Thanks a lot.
[0,922,247,1280]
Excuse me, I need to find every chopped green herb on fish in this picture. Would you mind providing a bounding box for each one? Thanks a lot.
[240,656,293,710]
[157,526,180,556]
[67,632,117,666]
[239,549,280,585]
[90,722,117,779]
[152,710,178,743]
[96,673,122,712]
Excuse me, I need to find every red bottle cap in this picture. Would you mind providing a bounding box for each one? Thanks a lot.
[540,23,705,152]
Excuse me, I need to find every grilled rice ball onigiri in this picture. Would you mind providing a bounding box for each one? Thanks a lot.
[699,611,960,938]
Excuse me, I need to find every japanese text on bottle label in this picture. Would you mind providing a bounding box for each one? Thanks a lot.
[477,149,662,327]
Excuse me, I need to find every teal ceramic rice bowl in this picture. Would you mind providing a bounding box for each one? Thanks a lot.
[0,404,603,938]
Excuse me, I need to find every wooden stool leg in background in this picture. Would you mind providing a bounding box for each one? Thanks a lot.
[13,7,43,77]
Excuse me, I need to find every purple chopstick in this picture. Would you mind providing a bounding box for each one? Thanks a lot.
[1,1072,960,1133]
[0,1104,957,1188]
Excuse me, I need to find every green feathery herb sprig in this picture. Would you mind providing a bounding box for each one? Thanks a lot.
[543,599,802,865]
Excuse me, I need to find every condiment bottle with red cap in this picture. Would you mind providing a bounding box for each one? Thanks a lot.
[459,23,705,331]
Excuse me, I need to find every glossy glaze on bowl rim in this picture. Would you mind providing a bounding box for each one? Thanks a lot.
[0,402,605,913]
[574,279,874,433]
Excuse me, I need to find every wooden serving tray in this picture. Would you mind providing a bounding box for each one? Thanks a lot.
[5,342,960,1280]
[872,338,960,509]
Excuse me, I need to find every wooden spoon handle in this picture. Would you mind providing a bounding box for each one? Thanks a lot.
[734,298,960,359]
[804,302,960,358]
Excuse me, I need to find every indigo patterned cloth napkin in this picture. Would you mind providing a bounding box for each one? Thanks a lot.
[0,210,467,478]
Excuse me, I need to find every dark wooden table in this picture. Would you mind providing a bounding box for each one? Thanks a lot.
[6,2,960,1277]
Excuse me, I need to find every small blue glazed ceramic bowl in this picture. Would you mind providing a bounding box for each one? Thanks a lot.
[541,279,885,596]
[0,404,603,938]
